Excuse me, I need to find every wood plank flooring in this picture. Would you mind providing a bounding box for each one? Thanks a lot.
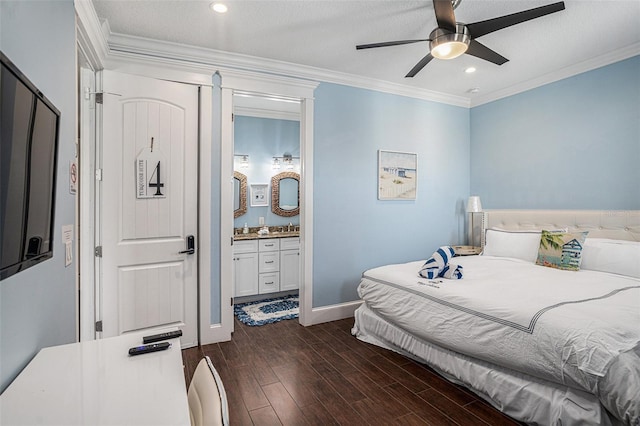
[182,317,521,426]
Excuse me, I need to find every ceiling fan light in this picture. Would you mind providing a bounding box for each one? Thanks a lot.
[429,24,470,60]
[432,41,468,59]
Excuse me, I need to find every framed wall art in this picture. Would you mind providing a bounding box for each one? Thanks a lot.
[378,150,417,200]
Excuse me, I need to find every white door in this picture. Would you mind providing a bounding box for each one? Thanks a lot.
[99,70,198,348]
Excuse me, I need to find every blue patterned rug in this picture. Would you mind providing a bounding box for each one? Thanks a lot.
[234,295,299,326]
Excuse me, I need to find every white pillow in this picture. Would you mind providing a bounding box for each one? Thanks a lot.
[580,238,640,278]
[483,229,546,262]
[482,228,569,262]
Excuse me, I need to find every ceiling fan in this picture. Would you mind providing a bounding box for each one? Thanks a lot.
[356,0,565,77]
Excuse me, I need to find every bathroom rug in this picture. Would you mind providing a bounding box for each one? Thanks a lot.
[234,295,299,326]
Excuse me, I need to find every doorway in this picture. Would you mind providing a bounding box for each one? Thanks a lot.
[231,94,302,316]
[219,73,317,335]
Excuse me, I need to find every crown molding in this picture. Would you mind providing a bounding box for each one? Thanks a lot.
[82,5,638,111]
[106,31,471,108]
[470,43,640,107]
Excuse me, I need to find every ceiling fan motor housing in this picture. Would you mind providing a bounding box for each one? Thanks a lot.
[429,23,470,59]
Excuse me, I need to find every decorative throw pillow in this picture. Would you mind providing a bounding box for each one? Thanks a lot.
[536,230,589,271]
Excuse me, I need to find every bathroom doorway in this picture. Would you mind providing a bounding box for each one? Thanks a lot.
[231,93,302,323]
[218,73,316,337]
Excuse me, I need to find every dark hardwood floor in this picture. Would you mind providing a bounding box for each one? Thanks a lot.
[182,317,521,426]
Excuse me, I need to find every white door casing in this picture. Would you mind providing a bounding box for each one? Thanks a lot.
[100,70,198,347]
[219,70,317,331]
[79,64,97,342]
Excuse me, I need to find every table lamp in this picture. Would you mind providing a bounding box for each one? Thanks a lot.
[466,196,482,247]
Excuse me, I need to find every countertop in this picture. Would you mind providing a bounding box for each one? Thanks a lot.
[234,231,299,241]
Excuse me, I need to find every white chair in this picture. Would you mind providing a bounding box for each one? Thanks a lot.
[188,356,229,426]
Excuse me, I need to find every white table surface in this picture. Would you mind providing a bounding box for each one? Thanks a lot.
[0,329,190,426]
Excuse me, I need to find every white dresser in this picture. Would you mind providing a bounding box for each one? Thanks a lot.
[233,237,299,297]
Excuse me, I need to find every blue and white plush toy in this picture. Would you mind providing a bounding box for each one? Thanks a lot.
[419,246,463,280]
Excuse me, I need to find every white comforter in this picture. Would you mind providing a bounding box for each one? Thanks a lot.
[358,256,640,425]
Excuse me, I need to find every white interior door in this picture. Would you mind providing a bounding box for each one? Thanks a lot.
[99,70,198,347]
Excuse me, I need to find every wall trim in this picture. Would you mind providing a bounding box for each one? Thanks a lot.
[234,106,300,121]
[105,30,638,110]
[74,0,108,68]
[310,300,363,325]
[470,43,640,107]
[106,31,470,108]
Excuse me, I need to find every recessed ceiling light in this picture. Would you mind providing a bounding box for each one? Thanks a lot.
[210,3,227,13]
[464,67,477,74]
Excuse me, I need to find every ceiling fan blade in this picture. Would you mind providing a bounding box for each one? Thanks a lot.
[466,2,565,38]
[465,40,508,65]
[356,39,431,50]
[433,0,457,32]
[405,53,434,78]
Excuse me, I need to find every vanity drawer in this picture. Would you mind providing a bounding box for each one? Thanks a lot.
[259,239,280,252]
[279,237,300,250]
[259,273,280,294]
[233,240,258,254]
[259,252,280,273]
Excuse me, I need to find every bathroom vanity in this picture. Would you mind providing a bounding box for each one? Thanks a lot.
[233,233,300,297]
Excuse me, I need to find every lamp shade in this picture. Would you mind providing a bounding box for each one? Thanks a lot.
[466,196,482,213]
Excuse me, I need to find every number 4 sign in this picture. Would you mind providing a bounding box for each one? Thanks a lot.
[136,146,167,199]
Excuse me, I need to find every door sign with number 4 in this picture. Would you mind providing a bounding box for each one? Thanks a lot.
[136,139,167,199]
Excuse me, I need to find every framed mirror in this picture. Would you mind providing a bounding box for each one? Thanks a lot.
[271,171,299,217]
[234,171,247,218]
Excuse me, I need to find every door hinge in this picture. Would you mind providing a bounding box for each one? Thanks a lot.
[95,169,103,181]
[95,320,103,332]
[231,236,234,246]
[85,90,121,104]
[94,246,102,257]
[231,297,234,306]
[231,113,234,122]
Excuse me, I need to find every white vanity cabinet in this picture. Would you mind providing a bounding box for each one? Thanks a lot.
[279,237,300,291]
[233,240,259,297]
[233,237,300,297]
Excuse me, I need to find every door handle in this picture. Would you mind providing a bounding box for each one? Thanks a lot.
[179,235,195,255]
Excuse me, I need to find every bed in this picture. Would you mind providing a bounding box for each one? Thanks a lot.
[352,210,640,426]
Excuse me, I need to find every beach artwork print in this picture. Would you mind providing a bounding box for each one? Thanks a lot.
[378,150,417,200]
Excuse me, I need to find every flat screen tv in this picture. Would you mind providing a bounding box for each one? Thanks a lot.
[1,51,60,280]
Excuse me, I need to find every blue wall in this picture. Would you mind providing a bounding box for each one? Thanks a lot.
[0,0,77,392]
[471,56,640,209]
[313,83,470,307]
[233,116,300,228]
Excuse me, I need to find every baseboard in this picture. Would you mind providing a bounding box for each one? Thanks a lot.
[309,300,363,325]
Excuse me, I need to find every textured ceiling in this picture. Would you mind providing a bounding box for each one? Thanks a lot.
[92,0,640,103]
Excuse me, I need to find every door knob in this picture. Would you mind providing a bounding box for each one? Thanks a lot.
[179,235,195,255]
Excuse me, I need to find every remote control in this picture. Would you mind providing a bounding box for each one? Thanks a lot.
[142,330,183,344]
[128,342,171,356]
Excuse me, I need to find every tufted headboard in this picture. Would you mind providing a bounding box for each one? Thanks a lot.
[481,210,640,247]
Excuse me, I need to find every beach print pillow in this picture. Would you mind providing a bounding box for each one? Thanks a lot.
[536,230,589,271]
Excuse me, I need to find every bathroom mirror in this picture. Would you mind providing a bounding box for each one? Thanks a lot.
[234,171,247,218]
[271,171,299,217]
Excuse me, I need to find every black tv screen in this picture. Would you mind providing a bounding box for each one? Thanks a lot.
[1,51,60,280]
